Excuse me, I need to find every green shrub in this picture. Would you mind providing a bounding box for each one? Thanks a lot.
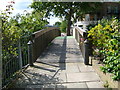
[1,2,48,87]
[60,20,67,33]
[88,18,120,80]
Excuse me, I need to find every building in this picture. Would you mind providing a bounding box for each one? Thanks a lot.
[86,2,120,21]
[73,2,120,31]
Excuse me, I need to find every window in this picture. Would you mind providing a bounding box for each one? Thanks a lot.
[113,7,118,14]
[107,6,111,13]
[85,14,90,21]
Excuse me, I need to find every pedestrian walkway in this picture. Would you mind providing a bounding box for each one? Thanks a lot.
[15,36,104,89]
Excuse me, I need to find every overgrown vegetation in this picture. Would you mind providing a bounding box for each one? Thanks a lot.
[87,18,120,80]
[2,2,48,59]
[1,1,48,87]
[54,20,67,33]
[60,20,67,33]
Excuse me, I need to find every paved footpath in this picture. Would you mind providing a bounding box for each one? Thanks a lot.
[15,36,104,89]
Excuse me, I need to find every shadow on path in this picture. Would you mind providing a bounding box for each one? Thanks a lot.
[13,36,86,88]
[59,36,67,70]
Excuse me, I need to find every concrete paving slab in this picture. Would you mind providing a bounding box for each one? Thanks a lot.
[43,84,56,88]
[24,72,61,85]
[34,62,58,68]
[26,85,44,88]
[37,60,61,63]
[38,53,61,58]
[47,46,66,50]
[56,84,67,88]
[66,50,82,55]
[67,72,101,82]
[38,56,60,61]
[58,63,80,73]
[77,63,95,72]
[54,73,67,83]
[66,53,82,57]
[41,52,62,56]
[32,67,57,75]
[14,36,104,89]
[57,82,88,88]
[66,63,79,73]
[39,59,83,63]
[86,81,104,88]
[26,84,61,89]
[66,57,84,63]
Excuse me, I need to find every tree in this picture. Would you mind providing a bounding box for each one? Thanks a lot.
[30,2,101,36]
[54,21,61,27]
[1,1,48,61]
[60,20,67,33]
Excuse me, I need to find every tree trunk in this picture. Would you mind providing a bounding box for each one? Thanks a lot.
[67,3,72,36]
[67,16,71,36]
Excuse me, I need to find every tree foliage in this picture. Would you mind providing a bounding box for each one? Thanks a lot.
[30,2,101,35]
[1,1,48,61]
[54,21,61,27]
[60,20,67,33]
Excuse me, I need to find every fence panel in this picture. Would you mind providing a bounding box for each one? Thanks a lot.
[2,36,30,88]
[2,41,19,88]
[20,36,30,66]
[2,27,60,88]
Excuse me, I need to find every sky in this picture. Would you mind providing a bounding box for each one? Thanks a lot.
[0,0,61,25]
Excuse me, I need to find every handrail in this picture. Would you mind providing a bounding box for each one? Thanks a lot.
[74,26,86,36]
[72,26,87,44]
[32,27,60,38]
[72,26,89,65]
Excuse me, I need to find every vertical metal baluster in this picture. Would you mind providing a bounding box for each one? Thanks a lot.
[9,60,11,78]
[24,39,27,65]
[26,39,28,65]
[18,38,23,69]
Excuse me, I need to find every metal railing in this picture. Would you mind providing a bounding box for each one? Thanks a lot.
[2,36,30,88]
[2,27,61,88]
[20,37,30,66]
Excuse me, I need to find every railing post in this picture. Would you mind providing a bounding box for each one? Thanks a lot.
[0,17,2,90]
[27,41,33,66]
[84,39,89,65]
[18,39,23,69]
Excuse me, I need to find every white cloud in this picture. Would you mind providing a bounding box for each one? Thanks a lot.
[49,16,61,25]
[0,0,33,16]
[12,0,33,16]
